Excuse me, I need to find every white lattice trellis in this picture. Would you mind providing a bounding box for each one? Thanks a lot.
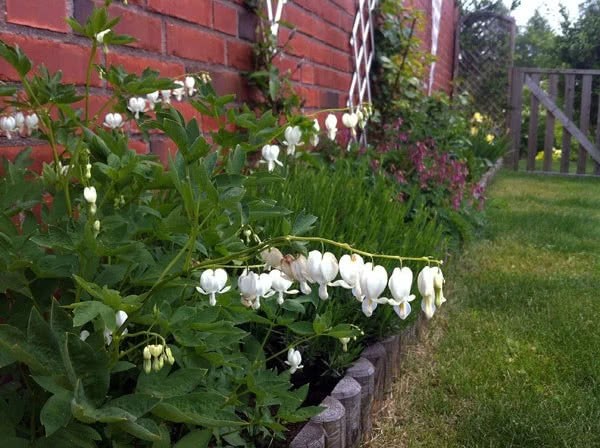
[266,0,288,41]
[348,0,378,143]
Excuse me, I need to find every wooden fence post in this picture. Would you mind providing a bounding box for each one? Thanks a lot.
[509,67,524,170]
[331,376,362,448]
[290,422,326,448]
[380,335,400,384]
[311,396,346,448]
[346,357,375,438]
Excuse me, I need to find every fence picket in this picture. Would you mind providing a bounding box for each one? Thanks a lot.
[526,74,541,171]
[577,75,593,174]
[543,75,559,171]
[510,68,524,170]
[596,94,600,175]
[561,75,575,173]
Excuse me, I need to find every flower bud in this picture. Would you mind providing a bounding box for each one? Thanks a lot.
[143,358,152,374]
[143,346,151,360]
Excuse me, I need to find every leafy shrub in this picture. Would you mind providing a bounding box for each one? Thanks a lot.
[0,3,447,446]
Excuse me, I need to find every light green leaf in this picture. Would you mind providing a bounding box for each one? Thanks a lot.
[174,429,212,448]
[40,391,72,436]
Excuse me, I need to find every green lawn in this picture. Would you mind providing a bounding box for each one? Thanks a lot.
[367,170,600,447]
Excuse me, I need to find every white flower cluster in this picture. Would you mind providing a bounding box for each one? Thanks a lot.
[142,343,175,374]
[195,248,446,320]
[103,74,211,129]
[259,104,373,171]
[0,112,39,139]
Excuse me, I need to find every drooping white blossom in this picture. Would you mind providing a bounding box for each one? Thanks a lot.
[14,112,24,133]
[359,263,389,317]
[127,97,146,119]
[283,126,303,155]
[103,113,123,129]
[325,114,338,140]
[196,268,231,306]
[184,76,196,96]
[331,253,365,300]
[281,254,313,295]
[432,266,446,307]
[0,116,17,139]
[418,266,436,319]
[260,144,283,172]
[285,348,303,374]
[25,113,39,135]
[310,118,320,147]
[172,81,185,101]
[388,267,416,320]
[342,112,359,137]
[269,269,298,305]
[83,186,97,204]
[238,270,274,310]
[146,91,160,110]
[261,247,284,270]
[160,89,172,104]
[307,250,339,300]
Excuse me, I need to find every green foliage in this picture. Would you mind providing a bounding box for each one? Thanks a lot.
[557,0,600,69]
[515,10,558,68]
[243,0,303,116]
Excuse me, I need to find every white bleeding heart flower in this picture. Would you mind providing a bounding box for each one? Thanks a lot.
[269,269,299,305]
[127,97,147,119]
[339,337,351,352]
[14,112,25,132]
[238,270,274,310]
[359,263,389,317]
[160,89,172,104]
[281,254,313,295]
[418,266,436,319]
[342,112,359,137]
[388,267,416,320]
[331,254,365,300]
[285,348,303,374]
[261,247,284,270]
[283,126,303,155]
[83,186,97,204]
[25,113,39,135]
[307,250,339,300]
[146,91,160,109]
[103,113,123,129]
[196,268,231,306]
[80,330,90,341]
[104,310,129,345]
[325,114,338,140]
[260,145,283,172]
[184,76,196,96]
[310,118,320,147]
[0,116,17,139]
[172,81,185,101]
[432,266,446,307]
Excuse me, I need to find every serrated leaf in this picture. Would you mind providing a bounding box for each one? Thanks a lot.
[136,367,208,399]
[70,301,115,328]
[287,321,315,336]
[292,211,318,235]
[64,334,110,406]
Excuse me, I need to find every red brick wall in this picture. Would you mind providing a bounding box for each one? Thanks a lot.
[0,0,457,160]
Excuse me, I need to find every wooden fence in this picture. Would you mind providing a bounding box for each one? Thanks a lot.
[509,67,600,176]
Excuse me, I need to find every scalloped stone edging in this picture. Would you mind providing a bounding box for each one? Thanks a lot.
[290,311,430,447]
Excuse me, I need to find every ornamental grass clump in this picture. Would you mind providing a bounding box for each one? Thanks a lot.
[0,2,446,446]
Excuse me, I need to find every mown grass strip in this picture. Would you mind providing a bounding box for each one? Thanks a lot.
[367,170,600,447]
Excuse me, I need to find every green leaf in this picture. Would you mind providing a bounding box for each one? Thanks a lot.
[64,334,110,406]
[312,313,330,335]
[325,324,360,339]
[40,391,72,436]
[173,429,212,448]
[227,145,246,174]
[292,211,318,235]
[152,392,244,427]
[281,300,305,314]
[70,301,115,328]
[115,417,162,442]
[0,40,32,77]
[136,367,208,399]
[287,321,315,336]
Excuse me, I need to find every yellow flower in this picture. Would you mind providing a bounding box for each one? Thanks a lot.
[485,134,495,143]
[472,112,483,123]
[471,126,478,136]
